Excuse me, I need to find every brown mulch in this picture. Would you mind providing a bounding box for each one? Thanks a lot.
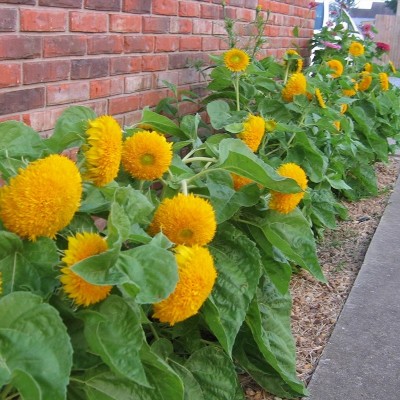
[244,156,400,400]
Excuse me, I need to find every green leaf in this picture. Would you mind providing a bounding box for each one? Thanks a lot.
[82,296,149,386]
[170,361,206,400]
[206,170,260,223]
[206,100,231,130]
[0,232,59,297]
[292,26,299,37]
[256,209,326,282]
[116,244,178,304]
[203,223,261,355]
[45,106,96,153]
[185,346,242,400]
[343,163,378,200]
[218,139,301,192]
[207,67,232,91]
[0,292,72,400]
[140,109,186,139]
[180,114,201,141]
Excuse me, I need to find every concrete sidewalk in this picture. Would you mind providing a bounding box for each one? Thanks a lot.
[306,166,400,399]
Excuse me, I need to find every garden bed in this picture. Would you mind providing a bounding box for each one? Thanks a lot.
[245,156,400,400]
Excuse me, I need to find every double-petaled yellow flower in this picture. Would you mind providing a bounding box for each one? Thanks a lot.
[315,88,326,108]
[237,114,266,152]
[358,71,372,92]
[349,42,365,57]
[224,48,250,72]
[327,59,343,78]
[379,72,389,91]
[282,73,307,102]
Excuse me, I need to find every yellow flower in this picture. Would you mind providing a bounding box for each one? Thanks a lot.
[122,130,173,181]
[282,73,307,102]
[358,71,372,92]
[148,193,217,246]
[60,232,112,307]
[269,163,308,214]
[231,174,254,191]
[315,88,326,108]
[84,115,123,187]
[0,155,82,241]
[389,60,396,74]
[224,48,250,72]
[379,72,389,91]
[340,104,348,114]
[364,63,373,73]
[333,120,341,131]
[349,42,365,57]
[342,79,358,97]
[327,59,344,78]
[265,119,277,132]
[237,114,266,152]
[285,49,303,73]
[153,245,217,326]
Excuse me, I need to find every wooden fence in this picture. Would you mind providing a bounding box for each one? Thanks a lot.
[375,14,400,68]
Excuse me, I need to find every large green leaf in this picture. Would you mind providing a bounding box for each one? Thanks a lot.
[0,232,59,297]
[343,163,378,200]
[255,209,326,282]
[185,346,243,400]
[0,292,72,400]
[217,139,301,192]
[206,100,231,130]
[203,223,261,355]
[169,361,205,400]
[139,109,186,139]
[45,106,96,152]
[82,296,148,386]
[206,170,260,223]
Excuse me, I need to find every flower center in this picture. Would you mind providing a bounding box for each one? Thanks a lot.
[232,55,241,64]
[180,229,194,239]
[140,154,155,165]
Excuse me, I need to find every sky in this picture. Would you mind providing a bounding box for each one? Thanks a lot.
[356,0,385,9]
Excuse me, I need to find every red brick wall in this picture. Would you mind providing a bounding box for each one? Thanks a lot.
[0,0,315,135]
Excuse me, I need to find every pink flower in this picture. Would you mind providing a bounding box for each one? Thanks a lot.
[376,42,390,52]
[326,20,334,27]
[321,41,342,50]
[361,23,372,32]
[364,31,375,40]
[308,1,319,8]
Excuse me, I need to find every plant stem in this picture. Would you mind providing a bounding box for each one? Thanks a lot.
[0,384,13,400]
[283,63,290,85]
[149,322,160,341]
[181,179,188,195]
[234,73,240,111]
[186,167,222,185]
[183,157,217,164]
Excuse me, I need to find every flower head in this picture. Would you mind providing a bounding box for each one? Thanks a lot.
[282,73,307,102]
[364,63,373,73]
[0,155,82,241]
[84,115,123,187]
[153,245,217,326]
[269,163,308,214]
[237,114,266,152]
[340,104,348,114]
[60,232,112,307]
[376,42,390,53]
[231,174,254,191]
[224,48,250,72]
[265,119,277,132]
[327,59,343,78]
[284,49,303,73]
[379,72,389,91]
[358,71,372,92]
[333,120,341,131]
[148,193,217,246]
[342,79,358,97]
[315,88,326,108]
[122,130,173,181]
[308,1,319,9]
[349,42,365,57]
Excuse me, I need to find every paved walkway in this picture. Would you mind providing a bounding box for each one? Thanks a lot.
[306,164,400,399]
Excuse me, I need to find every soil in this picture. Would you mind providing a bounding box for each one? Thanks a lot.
[244,156,400,400]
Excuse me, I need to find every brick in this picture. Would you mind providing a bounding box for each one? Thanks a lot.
[43,35,86,57]
[110,56,142,75]
[168,53,190,69]
[201,4,220,19]
[90,77,124,99]
[193,19,213,35]
[140,90,168,108]
[152,0,178,16]
[23,60,70,84]
[0,87,44,116]
[155,36,179,52]
[202,36,219,51]
[170,17,192,34]
[123,110,142,127]
[84,0,121,11]
[20,9,67,32]
[155,70,179,89]
[70,11,107,32]
[0,115,21,123]
[125,74,152,93]
[110,14,141,32]
[84,100,107,116]
[213,21,226,35]
[236,8,256,22]
[142,16,169,34]
[23,107,65,132]
[0,63,21,88]
[108,94,140,115]
[179,69,200,85]
[0,0,35,4]
[245,0,258,7]
[142,55,168,72]
[87,35,124,54]
[123,0,151,13]
[0,36,41,60]
[179,2,200,17]
[71,58,109,79]
[124,36,154,53]
[39,0,82,6]
[180,36,202,51]
[47,82,90,105]
[0,9,17,32]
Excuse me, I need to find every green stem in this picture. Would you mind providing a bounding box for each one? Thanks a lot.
[283,63,290,85]
[0,384,13,400]
[149,323,160,341]
[183,157,217,164]
[234,73,240,111]
[186,167,222,185]
[181,179,188,195]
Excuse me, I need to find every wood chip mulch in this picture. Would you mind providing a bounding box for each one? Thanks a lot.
[244,156,400,400]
